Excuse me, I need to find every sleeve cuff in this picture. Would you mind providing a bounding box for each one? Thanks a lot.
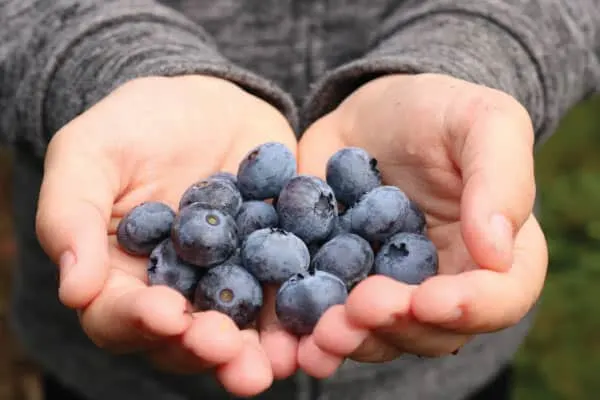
[19,5,296,156]
[302,12,546,141]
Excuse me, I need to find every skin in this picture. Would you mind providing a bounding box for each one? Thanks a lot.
[296,73,548,378]
[35,75,298,397]
[36,72,548,394]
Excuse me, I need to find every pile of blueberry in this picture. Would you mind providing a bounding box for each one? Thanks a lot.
[117,142,438,336]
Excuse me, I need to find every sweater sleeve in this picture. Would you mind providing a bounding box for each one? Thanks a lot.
[0,0,297,157]
[303,0,600,144]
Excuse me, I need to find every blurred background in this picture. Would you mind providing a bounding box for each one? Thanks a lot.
[0,95,599,399]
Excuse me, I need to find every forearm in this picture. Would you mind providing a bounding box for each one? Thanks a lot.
[0,0,296,156]
[303,0,600,144]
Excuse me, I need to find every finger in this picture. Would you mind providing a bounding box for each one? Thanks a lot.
[300,305,366,377]
[344,275,414,328]
[447,93,536,271]
[36,133,118,309]
[259,286,298,379]
[349,334,402,363]
[297,117,347,179]
[411,215,548,333]
[79,272,192,352]
[374,315,471,357]
[147,311,244,373]
[297,335,344,379]
[216,330,274,398]
[146,340,213,374]
[344,276,468,359]
[311,305,369,356]
[182,311,244,365]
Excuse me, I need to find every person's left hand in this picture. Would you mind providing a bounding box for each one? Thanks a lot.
[295,73,549,378]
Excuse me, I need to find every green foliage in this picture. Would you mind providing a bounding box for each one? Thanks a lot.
[513,95,600,400]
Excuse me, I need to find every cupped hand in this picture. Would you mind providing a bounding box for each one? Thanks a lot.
[296,73,548,377]
[35,75,299,397]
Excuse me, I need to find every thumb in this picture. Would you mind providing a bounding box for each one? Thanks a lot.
[450,96,536,272]
[36,133,116,309]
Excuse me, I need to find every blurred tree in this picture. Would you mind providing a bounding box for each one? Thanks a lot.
[514,95,600,400]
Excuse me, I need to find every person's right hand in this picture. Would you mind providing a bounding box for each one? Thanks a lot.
[35,75,299,397]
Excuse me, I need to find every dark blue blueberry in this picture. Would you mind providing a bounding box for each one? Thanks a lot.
[311,233,374,287]
[209,171,238,186]
[226,247,242,265]
[117,202,175,256]
[235,200,279,240]
[404,199,427,234]
[374,232,438,285]
[237,142,296,200]
[326,147,381,206]
[326,215,351,241]
[179,177,242,216]
[276,175,338,244]
[193,263,263,329]
[171,204,238,267]
[275,270,348,336]
[241,228,310,284]
[307,242,323,258]
[147,239,203,300]
[342,186,410,242]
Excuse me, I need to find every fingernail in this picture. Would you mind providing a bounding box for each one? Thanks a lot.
[59,250,76,283]
[489,214,513,261]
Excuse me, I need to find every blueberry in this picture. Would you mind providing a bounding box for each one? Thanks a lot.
[147,239,203,300]
[311,233,374,287]
[404,199,427,234]
[342,186,410,242]
[237,142,296,200]
[226,247,242,265]
[241,228,310,284]
[117,202,175,256]
[275,270,348,336]
[307,242,323,258]
[326,147,381,206]
[171,204,238,267]
[235,201,279,240]
[276,175,338,244]
[326,215,351,241]
[194,263,263,329]
[209,171,238,186]
[374,232,438,284]
[179,177,243,216]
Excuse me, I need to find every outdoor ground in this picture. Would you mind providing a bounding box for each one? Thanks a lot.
[0,96,598,399]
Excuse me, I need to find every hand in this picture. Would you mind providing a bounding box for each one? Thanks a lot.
[35,75,299,397]
[296,73,548,377]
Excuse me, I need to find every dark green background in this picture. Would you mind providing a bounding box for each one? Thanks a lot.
[514,95,600,399]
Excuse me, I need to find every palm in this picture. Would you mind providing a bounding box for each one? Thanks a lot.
[306,73,514,276]
[296,74,546,371]
[38,76,300,391]
[99,129,299,382]
[373,152,473,277]
[106,129,295,292]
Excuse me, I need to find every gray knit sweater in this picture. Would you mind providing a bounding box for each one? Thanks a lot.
[1,1,599,399]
